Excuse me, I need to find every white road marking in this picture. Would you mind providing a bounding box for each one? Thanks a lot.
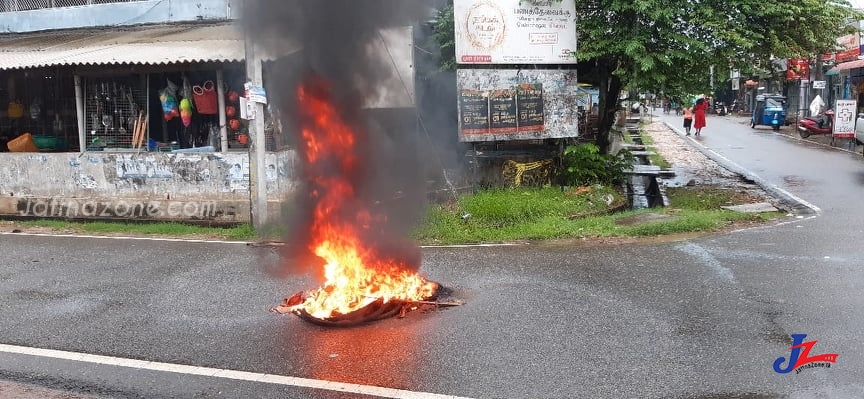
[421,243,526,248]
[676,242,735,282]
[0,343,473,399]
[698,145,822,215]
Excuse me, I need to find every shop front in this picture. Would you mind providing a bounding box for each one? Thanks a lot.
[826,59,864,114]
[0,22,297,223]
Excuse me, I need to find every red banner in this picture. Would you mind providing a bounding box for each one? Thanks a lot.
[836,48,860,63]
[787,59,810,80]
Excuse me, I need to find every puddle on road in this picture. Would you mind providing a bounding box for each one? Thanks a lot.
[781,175,806,187]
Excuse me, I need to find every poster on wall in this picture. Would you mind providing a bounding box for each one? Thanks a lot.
[459,90,491,135]
[458,84,546,137]
[516,84,544,132]
[489,89,518,134]
[454,0,578,64]
[833,99,857,138]
[457,69,577,142]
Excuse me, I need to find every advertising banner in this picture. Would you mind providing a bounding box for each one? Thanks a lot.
[454,0,578,64]
[786,59,810,80]
[833,99,857,138]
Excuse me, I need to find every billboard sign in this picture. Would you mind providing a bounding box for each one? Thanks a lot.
[454,0,578,64]
[833,99,857,138]
[786,59,810,80]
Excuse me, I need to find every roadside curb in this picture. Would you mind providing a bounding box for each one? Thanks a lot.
[660,120,821,216]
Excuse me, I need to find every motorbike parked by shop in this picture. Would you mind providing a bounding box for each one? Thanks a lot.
[798,109,834,138]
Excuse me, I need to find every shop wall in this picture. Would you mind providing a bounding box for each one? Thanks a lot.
[0,150,297,223]
[0,0,237,33]
[456,69,580,142]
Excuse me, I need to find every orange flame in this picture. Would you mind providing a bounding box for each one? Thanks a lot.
[289,76,437,319]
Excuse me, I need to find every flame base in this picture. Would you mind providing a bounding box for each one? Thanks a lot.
[287,282,441,327]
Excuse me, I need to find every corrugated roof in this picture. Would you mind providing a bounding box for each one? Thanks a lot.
[0,23,250,70]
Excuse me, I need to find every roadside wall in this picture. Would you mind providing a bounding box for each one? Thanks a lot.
[0,151,297,223]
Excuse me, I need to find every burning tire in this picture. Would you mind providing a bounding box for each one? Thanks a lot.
[273,285,461,327]
[293,297,408,327]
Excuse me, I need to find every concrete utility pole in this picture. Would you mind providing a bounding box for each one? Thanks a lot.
[74,75,86,152]
[244,35,268,231]
[710,65,715,96]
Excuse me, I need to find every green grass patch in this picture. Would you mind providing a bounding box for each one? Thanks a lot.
[413,186,785,245]
[638,131,671,169]
[648,153,671,169]
[621,129,633,144]
[7,186,785,245]
[666,187,749,210]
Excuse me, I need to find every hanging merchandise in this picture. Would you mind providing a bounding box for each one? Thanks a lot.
[7,100,24,119]
[29,98,42,121]
[225,105,236,118]
[181,76,193,104]
[53,114,63,133]
[192,80,219,115]
[159,79,180,121]
[179,76,195,129]
[180,98,193,127]
[227,90,239,104]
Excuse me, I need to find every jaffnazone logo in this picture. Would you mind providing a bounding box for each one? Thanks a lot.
[19,199,218,218]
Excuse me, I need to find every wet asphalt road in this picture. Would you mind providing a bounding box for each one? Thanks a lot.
[2,113,864,398]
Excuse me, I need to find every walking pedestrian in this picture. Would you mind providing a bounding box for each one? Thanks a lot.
[694,98,708,136]
[683,104,694,136]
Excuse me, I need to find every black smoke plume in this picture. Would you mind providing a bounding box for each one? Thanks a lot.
[242,0,439,277]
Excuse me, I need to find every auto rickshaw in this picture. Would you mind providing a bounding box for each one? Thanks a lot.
[750,94,787,131]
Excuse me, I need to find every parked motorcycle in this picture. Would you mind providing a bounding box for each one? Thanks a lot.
[798,109,834,138]
[729,100,744,115]
[716,101,728,116]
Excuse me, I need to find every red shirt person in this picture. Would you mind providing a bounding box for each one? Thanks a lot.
[693,98,708,135]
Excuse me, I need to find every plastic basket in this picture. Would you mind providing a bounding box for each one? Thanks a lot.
[192,80,219,115]
[8,133,40,152]
[33,136,68,151]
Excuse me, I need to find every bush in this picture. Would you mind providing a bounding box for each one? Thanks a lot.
[559,143,633,186]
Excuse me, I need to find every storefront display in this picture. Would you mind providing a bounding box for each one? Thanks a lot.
[0,61,286,153]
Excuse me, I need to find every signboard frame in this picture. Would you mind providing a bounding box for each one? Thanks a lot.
[454,0,578,65]
[833,99,857,139]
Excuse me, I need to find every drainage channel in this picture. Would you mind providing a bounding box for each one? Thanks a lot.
[622,124,671,210]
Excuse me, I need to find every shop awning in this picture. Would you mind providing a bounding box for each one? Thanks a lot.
[827,58,864,74]
[0,22,291,70]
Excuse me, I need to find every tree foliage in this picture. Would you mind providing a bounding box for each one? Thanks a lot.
[433,3,457,72]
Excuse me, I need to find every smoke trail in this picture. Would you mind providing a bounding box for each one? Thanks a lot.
[242,0,434,276]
